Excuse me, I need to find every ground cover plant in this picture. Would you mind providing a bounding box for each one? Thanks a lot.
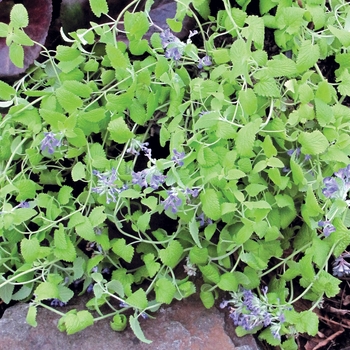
[0,0,350,348]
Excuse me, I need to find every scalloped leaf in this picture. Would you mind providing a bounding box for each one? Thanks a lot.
[0,0,52,77]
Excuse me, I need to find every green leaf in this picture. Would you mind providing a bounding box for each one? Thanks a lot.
[110,314,127,332]
[75,216,96,241]
[15,179,36,201]
[71,161,86,181]
[126,288,148,310]
[54,225,67,250]
[0,80,15,100]
[241,15,265,49]
[10,4,29,28]
[56,87,82,113]
[89,0,109,17]
[159,240,184,268]
[88,206,107,227]
[20,238,40,263]
[330,217,350,257]
[303,186,323,217]
[200,288,215,309]
[124,11,149,41]
[200,189,221,221]
[296,40,320,73]
[212,49,230,64]
[34,281,59,301]
[199,264,220,284]
[112,238,134,263]
[58,285,74,303]
[254,75,280,97]
[0,22,9,37]
[129,99,148,125]
[0,283,14,304]
[285,310,318,336]
[239,88,257,115]
[155,278,176,304]
[289,157,305,186]
[105,43,129,69]
[58,186,73,205]
[63,80,92,98]
[236,119,261,157]
[56,45,81,61]
[189,246,208,265]
[315,98,333,127]
[298,130,328,155]
[26,305,37,327]
[266,54,297,77]
[59,310,94,335]
[329,25,350,47]
[129,315,152,344]
[197,146,218,168]
[137,212,150,233]
[218,272,238,291]
[337,70,350,97]
[142,253,160,278]
[9,43,24,68]
[108,118,134,144]
[54,225,76,262]
[54,238,76,262]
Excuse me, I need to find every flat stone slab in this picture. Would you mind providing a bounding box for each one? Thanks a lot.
[0,295,261,350]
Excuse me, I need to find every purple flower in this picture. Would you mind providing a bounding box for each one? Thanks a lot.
[165,46,182,61]
[127,140,152,159]
[318,220,336,237]
[132,168,166,190]
[132,170,148,188]
[171,149,185,166]
[333,253,350,277]
[198,55,212,69]
[160,28,179,48]
[335,165,350,181]
[159,28,184,61]
[92,168,125,204]
[188,30,198,39]
[220,299,230,309]
[87,283,94,293]
[40,132,62,154]
[161,188,182,213]
[197,213,206,227]
[51,299,67,307]
[149,173,166,189]
[102,267,111,274]
[322,177,339,198]
[18,201,30,208]
[184,188,199,198]
[287,148,301,157]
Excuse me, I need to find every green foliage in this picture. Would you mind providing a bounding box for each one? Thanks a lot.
[0,0,349,346]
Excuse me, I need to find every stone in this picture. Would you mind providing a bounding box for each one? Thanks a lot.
[0,295,261,350]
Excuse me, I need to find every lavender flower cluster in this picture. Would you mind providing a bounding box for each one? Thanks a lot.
[333,252,350,277]
[92,168,127,204]
[159,28,212,68]
[318,165,350,237]
[220,287,287,340]
[161,187,199,214]
[131,167,166,190]
[322,164,350,200]
[40,132,62,154]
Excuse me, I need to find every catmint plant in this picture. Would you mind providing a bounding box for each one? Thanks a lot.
[0,0,350,347]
